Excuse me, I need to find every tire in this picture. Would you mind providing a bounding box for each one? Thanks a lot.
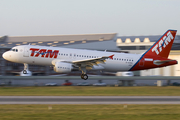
[81,74,88,80]
[23,70,27,74]
[83,74,88,80]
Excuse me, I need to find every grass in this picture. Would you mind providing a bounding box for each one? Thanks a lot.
[0,86,180,96]
[0,104,180,120]
[1,87,180,120]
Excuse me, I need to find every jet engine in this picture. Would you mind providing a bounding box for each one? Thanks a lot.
[54,62,72,73]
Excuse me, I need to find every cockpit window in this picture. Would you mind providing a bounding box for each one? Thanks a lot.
[11,48,18,52]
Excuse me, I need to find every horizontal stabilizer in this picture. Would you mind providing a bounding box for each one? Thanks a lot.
[154,59,177,65]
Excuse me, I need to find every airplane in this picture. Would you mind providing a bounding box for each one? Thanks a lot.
[2,30,178,80]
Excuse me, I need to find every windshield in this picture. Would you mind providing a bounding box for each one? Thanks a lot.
[10,48,18,52]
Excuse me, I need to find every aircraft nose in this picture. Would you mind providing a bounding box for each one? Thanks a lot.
[2,51,19,62]
[2,52,9,60]
[2,52,7,59]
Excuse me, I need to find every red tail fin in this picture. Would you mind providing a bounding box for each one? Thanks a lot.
[144,30,177,58]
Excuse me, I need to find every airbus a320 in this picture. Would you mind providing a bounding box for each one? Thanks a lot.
[2,30,178,80]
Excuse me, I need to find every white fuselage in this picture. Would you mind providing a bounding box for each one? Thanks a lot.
[3,45,142,72]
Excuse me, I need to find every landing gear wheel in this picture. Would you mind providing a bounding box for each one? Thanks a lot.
[23,70,27,74]
[83,74,88,80]
[81,74,88,80]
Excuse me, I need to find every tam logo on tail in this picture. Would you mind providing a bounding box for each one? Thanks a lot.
[152,31,174,55]
[145,30,177,58]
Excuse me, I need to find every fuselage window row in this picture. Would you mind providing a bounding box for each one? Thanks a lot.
[58,53,133,62]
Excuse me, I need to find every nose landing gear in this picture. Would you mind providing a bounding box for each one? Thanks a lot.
[23,63,28,74]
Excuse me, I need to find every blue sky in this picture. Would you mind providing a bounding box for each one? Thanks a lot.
[0,0,180,36]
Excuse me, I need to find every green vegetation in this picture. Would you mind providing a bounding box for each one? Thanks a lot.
[0,104,180,120]
[1,87,180,119]
[0,86,180,96]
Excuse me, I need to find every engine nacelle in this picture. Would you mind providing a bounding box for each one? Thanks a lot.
[54,62,72,73]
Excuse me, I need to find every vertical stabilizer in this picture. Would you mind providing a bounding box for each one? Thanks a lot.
[144,30,177,58]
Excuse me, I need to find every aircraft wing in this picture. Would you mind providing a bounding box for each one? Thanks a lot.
[64,55,114,69]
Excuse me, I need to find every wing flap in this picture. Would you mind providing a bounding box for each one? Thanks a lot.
[69,55,112,64]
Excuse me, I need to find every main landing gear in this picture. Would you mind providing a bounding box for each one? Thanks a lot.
[80,67,88,80]
[81,74,88,80]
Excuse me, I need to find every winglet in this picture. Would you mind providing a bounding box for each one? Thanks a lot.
[109,55,114,59]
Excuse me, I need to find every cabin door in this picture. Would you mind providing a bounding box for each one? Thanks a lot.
[23,47,29,57]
